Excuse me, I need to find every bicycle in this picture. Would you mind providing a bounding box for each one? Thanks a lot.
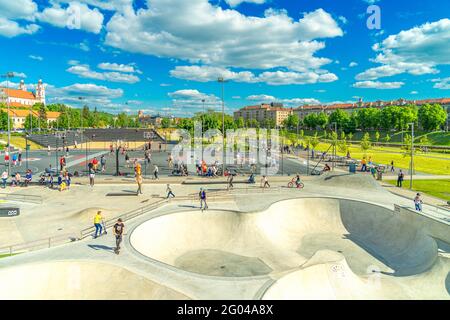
[288,177,304,189]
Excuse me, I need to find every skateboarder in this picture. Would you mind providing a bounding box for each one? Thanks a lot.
[113,218,125,254]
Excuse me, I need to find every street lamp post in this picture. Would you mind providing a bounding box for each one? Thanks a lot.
[218,77,227,176]
[408,122,414,190]
[1,72,14,176]
[332,122,337,171]
[25,134,29,172]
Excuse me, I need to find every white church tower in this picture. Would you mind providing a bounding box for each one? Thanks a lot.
[36,79,46,105]
[19,79,26,91]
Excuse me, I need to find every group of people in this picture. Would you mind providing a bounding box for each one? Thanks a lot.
[92,211,125,255]
[1,169,33,188]
[3,150,23,167]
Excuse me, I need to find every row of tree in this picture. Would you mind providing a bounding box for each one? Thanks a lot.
[286,104,447,132]
[0,103,142,131]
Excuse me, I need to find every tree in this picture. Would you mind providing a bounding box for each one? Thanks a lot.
[161,117,171,128]
[384,134,391,143]
[0,110,9,131]
[38,103,48,130]
[235,117,245,128]
[315,112,329,129]
[356,108,381,130]
[283,114,300,129]
[374,131,380,145]
[418,103,447,131]
[24,114,39,131]
[329,109,350,130]
[360,132,372,155]
[347,132,353,141]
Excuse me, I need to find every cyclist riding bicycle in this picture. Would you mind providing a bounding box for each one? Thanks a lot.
[295,174,302,188]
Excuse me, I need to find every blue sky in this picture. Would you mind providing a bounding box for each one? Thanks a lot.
[1,0,449,116]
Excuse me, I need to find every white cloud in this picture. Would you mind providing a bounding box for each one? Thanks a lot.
[97,62,141,74]
[105,1,342,82]
[46,82,124,109]
[353,81,404,89]
[247,94,276,101]
[47,83,124,98]
[225,0,266,7]
[246,95,320,106]
[338,16,348,24]
[349,62,358,67]
[51,0,133,12]
[12,72,27,78]
[29,55,43,61]
[67,63,140,83]
[410,91,418,94]
[37,2,104,34]
[431,77,450,90]
[168,89,221,109]
[0,0,37,20]
[170,65,338,86]
[0,17,40,37]
[356,18,450,81]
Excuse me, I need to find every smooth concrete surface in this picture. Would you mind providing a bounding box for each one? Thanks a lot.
[0,260,190,300]
[0,173,449,300]
[130,198,437,278]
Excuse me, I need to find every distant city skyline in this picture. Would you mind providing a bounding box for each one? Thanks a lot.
[1,0,449,116]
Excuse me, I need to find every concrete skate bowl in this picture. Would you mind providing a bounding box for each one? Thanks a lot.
[130,198,441,279]
[0,261,190,300]
[261,250,450,300]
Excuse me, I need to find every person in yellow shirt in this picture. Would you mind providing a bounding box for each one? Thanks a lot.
[94,211,103,238]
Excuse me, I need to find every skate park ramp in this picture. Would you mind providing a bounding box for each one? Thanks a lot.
[130,198,450,298]
[0,261,190,300]
[314,173,384,191]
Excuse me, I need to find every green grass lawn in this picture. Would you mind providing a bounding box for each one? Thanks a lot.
[312,142,450,175]
[384,179,450,201]
[0,253,19,259]
[0,135,43,150]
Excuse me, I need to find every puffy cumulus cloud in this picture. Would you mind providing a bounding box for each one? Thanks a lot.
[168,89,221,109]
[105,1,342,81]
[431,77,450,90]
[46,83,124,109]
[353,81,404,89]
[47,83,124,98]
[170,65,338,86]
[67,62,140,83]
[246,94,320,106]
[168,89,210,100]
[170,66,256,83]
[225,0,266,7]
[51,0,133,12]
[0,0,39,38]
[247,94,277,101]
[349,62,358,67]
[97,62,142,74]
[37,2,104,34]
[0,0,38,20]
[356,18,450,81]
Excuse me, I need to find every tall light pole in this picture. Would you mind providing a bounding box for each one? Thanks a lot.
[78,97,84,144]
[1,72,14,176]
[332,122,337,170]
[408,122,414,190]
[218,77,227,176]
